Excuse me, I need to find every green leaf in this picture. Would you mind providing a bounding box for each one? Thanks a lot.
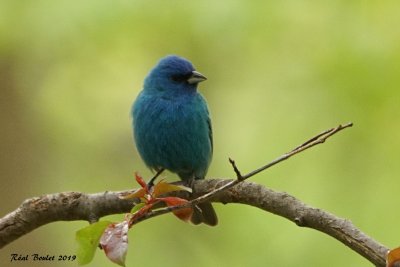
[152,180,192,197]
[130,202,146,214]
[119,188,146,200]
[76,221,113,265]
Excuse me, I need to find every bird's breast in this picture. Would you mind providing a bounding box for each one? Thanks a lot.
[133,93,212,178]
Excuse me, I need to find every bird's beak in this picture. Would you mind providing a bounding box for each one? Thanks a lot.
[187,71,207,84]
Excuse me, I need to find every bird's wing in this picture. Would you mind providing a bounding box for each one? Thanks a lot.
[207,115,213,153]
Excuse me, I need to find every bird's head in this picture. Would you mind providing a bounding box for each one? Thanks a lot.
[143,55,207,96]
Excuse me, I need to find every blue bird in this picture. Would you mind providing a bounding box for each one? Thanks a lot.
[132,55,217,226]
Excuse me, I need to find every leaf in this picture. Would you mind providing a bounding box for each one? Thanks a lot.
[120,172,150,200]
[119,188,146,200]
[135,172,148,192]
[76,221,113,265]
[387,246,400,267]
[100,221,129,267]
[159,197,193,222]
[130,202,146,214]
[153,180,192,197]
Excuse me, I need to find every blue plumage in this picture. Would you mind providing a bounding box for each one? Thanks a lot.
[132,55,217,225]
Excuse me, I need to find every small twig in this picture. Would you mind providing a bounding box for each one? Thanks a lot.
[242,122,353,180]
[290,127,336,152]
[228,158,243,180]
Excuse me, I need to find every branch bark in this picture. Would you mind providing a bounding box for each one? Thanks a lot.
[0,180,388,266]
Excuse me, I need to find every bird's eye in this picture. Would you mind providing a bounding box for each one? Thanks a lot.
[171,73,191,83]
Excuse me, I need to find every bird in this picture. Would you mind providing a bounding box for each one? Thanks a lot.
[132,55,217,226]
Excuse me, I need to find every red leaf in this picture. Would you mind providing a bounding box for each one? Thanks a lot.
[132,203,154,219]
[100,221,129,267]
[135,172,148,193]
[159,197,193,222]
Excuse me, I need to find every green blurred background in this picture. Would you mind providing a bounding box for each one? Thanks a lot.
[1,1,400,266]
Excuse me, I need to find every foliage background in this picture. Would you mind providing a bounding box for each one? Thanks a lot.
[1,1,400,266]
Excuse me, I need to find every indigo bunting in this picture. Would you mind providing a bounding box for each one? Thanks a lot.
[132,55,217,226]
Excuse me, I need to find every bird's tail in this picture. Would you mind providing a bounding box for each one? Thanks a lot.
[191,202,218,226]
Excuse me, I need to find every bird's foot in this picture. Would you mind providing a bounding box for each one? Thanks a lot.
[147,168,165,189]
[184,177,197,189]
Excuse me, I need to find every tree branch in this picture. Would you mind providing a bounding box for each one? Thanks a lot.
[0,181,388,266]
[1,122,388,266]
